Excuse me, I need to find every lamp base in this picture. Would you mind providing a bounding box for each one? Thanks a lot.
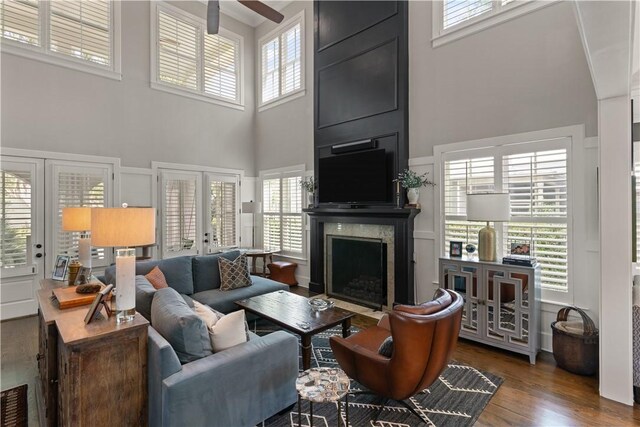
[478,222,497,262]
[116,308,136,324]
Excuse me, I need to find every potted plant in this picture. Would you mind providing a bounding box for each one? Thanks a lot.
[394,169,435,205]
[299,177,316,207]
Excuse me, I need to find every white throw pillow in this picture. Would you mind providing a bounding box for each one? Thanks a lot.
[208,309,248,352]
[192,300,220,329]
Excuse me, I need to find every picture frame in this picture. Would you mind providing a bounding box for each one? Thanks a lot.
[510,242,531,257]
[74,267,92,285]
[52,255,70,281]
[84,284,113,324]
[449,241,463,258]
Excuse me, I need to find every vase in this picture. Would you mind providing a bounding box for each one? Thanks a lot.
[407,187,420,205]
[308,193,314,207]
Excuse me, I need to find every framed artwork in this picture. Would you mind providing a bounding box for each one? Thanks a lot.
[84,284,113,324]
[52,255,70,281]
[449,241,463,258]
[74,267,92,285]
[510,242,531,257]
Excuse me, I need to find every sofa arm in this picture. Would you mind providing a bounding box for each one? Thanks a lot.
[161,331,298,427]
[148,327,182,427]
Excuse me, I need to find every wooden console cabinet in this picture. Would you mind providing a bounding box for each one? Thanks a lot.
[439,257,541,364]
[37,279,148,426]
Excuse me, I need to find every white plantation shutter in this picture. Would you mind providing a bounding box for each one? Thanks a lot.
[503,149,568,290]
[0,168,32,268]
[49,0,111,67]
[261,37,279,103]
[635,142,640,263]
[281,23,301,95]
[204,33,239,101]
[443,157,494,256]
[51,163,111,267]
[208,179,237,248]
[0,0,40,46]
[259,14,303,105]
[262,173,303,255]
[158,10,198,90]
[443,0,492,30]
[162,174,199,256]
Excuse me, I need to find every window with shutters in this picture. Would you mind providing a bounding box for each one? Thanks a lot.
[442,138,571,296]
[151,2,243,108]
[261,167,304,257]
[432,1,553,47]
[0,168,32,268]
[161,172,200,257]
[0,0,121,78]
[258,10,304,109]
[49,162,112,268]
[208,175,238,249]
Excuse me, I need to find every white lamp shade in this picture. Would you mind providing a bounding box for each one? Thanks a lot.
[91,208,156,247]
[466,193,510,222]
[242,201,262,214]
[62,207,92,231]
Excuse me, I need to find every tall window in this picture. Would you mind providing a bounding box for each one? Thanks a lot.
[161,172,199,257]
[443,139,570,293]
[0,168,32,268]
[259,11,303,107]
[152,2,243,107]
[262,168,304,256]
[208,178,237,249]
[0,0,120,77]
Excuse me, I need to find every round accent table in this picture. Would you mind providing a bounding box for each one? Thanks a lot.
[295,367,350,427]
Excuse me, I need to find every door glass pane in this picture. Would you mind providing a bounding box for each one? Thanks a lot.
[164,178,197,254]
[0,168,32,268]
[209,179,236,248]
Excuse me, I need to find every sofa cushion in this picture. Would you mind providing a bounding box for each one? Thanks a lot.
[219,254,252,291]
[192,250,241,293]
[192,276,288,313]
[135,275,157,321]
[145,266,169,289]
[105,256,194,295]
[208,310,248,352]
[151,288,213,364]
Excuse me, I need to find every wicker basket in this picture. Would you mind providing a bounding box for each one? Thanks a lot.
[551,306,599,376]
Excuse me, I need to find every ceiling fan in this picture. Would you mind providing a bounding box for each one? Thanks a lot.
[207,0,284,34]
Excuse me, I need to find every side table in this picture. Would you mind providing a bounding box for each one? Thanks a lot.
[296,367,350,427]
[244,249,274,277]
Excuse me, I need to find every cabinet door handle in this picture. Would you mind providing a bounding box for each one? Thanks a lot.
[36,353,44,361]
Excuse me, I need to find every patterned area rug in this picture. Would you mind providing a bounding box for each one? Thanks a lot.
[255,322,503,427]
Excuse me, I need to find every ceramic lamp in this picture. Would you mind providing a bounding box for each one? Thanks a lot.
[62,207,92,269]
[466,193,510,262]
[91,207,155,323]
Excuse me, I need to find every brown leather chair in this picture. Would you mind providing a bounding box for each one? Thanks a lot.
[329,289,463,423]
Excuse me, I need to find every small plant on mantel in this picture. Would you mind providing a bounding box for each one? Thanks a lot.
[299,177,316,207]
[394,169,435,189]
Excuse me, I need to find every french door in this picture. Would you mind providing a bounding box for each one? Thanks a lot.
[159,169,240,259]
[0,157,44,320]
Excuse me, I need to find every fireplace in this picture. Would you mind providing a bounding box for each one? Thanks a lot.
[327,236,388,309]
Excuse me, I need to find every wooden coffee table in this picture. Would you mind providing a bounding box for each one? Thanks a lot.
[235,291,355,370]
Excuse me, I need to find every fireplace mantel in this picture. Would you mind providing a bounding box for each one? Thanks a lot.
[305,207,420,305]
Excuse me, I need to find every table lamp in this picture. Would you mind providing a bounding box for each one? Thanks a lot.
[466,193,510,262]
[242,201,262,248]
[91,207,155,323]
[62,207,92,268]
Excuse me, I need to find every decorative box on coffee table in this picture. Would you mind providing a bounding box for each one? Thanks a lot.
[439,257,541,364]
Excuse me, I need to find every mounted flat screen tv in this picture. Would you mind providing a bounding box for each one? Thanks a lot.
[318,149,389,204]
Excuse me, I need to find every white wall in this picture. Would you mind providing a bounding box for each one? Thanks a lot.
[1,1,256,173]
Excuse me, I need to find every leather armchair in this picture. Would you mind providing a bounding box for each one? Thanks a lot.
[329,289,463,422]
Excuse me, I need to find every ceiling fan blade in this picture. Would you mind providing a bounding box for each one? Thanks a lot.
[206,0,220,34]
[238,0,284,24]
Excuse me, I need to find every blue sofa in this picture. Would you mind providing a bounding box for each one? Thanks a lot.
[103,250,299,427]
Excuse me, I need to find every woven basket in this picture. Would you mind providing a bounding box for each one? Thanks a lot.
[551,306,599,376]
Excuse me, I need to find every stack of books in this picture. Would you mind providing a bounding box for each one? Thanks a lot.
[502,256,537,267]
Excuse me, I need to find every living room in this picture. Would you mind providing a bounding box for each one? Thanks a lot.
[1,0,639,426]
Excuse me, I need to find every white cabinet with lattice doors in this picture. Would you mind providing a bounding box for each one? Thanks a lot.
[440,257,541,364]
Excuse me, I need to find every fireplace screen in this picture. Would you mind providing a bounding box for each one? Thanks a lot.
[327,235,387,309]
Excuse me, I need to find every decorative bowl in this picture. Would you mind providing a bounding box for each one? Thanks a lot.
[308,298,334,311]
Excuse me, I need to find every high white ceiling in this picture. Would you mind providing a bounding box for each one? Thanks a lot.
[220,0,293,27]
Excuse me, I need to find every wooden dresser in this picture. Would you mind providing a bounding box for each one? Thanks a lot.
[37,279,149,426]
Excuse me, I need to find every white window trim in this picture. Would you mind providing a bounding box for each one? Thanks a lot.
[434,125,585,306]
[150,1,245,110]
[1,0,122,80]
[431,0,558,48]
[257,9,305,112]
[259,164,307,259]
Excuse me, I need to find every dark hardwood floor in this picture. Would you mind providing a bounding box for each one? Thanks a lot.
[2,286,638,426]
[292,285,640,426]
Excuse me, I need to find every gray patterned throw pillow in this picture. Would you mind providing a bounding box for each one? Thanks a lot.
[218,253,252,291]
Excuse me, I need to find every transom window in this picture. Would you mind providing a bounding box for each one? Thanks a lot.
[259,11,304,108]
[0,0,120,78]
[152,2,243,108]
